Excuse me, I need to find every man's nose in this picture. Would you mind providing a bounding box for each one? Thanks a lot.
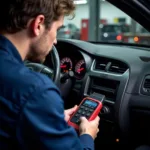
[54,38,57,45]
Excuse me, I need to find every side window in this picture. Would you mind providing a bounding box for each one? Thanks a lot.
[62,0,150,45]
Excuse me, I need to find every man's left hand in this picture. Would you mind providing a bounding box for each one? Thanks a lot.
[64,105,78,122]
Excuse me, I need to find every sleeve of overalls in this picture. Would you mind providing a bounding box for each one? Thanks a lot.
[16,84,94,150]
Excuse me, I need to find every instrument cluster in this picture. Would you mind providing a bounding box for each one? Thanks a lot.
[60,56,86,80]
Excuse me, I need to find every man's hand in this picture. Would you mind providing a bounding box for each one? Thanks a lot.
[79,116,100,140]
[64,105,78,122]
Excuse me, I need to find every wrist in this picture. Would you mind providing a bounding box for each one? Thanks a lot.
[80,131,94,139]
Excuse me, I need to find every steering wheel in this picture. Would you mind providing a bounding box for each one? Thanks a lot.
[25,45,60,87]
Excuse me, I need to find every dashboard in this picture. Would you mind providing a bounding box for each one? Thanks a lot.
[45,39,150,148]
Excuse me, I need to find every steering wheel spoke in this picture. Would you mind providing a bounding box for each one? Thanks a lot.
[41,67,54,79]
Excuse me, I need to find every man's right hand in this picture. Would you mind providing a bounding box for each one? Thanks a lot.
[79,116,100,140]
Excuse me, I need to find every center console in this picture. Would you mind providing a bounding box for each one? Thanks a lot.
[83,58,129,123]
[85,77,120,121]
[81,58,130,147]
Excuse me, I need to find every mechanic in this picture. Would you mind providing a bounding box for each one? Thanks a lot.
[0,0,100,150]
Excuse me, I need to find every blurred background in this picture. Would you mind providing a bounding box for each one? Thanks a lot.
[57,0,150,45]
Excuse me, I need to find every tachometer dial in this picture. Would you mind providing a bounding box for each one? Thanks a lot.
[75,59,86,79]
[60,57,72,73]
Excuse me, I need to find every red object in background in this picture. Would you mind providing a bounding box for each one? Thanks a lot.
[80,19,89,41]
[80,19,107,41]
[116,34,122,41]
[100,19,107,24]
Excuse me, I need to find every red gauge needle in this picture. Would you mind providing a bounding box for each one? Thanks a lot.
[77,68,84,73]
[61,65,67,68]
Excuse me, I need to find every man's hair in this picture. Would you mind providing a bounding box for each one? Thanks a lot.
[0,0,75,33]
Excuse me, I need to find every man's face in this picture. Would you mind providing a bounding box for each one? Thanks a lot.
[28,16,64,63]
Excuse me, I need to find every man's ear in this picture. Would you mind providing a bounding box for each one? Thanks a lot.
[30,15,45,36]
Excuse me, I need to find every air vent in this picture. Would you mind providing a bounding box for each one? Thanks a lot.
[140,75,150,96]
[108,60,128,74]
[95,58,109,71]
[144,79,150,89]
[142,75,150,95]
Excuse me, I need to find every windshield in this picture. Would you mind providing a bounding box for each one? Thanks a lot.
[58,0,150,46]
[101,25,130,33]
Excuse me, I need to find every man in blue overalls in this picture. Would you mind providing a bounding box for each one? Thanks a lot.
[0,0,100,150]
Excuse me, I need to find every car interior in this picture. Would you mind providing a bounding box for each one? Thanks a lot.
[25,0,150,150]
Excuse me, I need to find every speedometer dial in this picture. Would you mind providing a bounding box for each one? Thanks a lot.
[75,59,86,79]
[60,57,72,73]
